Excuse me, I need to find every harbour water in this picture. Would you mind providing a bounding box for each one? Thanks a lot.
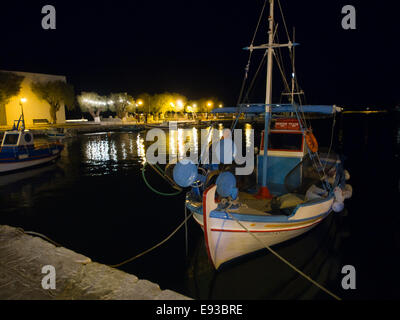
[0,112,399,300]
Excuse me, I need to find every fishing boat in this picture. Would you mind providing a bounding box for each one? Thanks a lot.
[0,115,64,173]
[47,127,69,139]
[166,0,353,269]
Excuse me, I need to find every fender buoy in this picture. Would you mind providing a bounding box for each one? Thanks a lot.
[305,130,318,153]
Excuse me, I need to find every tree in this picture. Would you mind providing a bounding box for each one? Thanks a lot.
[136,93,152,113]
[151,92,187,114]
[77,92,108,122]
[31,80,75,124]
[0,72,25,125]
[108,92,135,119]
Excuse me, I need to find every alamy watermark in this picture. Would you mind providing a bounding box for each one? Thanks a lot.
[145,122,255,175]
[341,5,356,30]
[41,265,56,290]
[41,5,56,30]
[341,265,356,290]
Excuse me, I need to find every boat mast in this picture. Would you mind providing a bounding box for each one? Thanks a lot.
[243,0,296,198]
[265,0,275,107]
[259,0,275,198]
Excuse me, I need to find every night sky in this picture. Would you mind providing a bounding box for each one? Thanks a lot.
[1,0,399,109]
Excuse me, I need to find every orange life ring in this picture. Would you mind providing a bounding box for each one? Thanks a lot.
[305,131,318,153]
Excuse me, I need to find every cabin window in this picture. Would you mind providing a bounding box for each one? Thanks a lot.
[268,132,303,151]
[24,133,32,143]
[3,133,19,145]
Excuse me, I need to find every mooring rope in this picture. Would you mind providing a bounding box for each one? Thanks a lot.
[22,230,62,247]
[108,211,194,268]
[16,211,194,270]
[224,209,341,300]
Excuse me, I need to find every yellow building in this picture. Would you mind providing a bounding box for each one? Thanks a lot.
[1,70,67,126]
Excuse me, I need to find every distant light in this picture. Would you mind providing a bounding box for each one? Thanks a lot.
[20,98,27,103]
[218,104,223,108]
[292,73,295,78]
[137,99,144,106]
[193,103,197,108]
[207,101,213,107]
[177,99,184,108]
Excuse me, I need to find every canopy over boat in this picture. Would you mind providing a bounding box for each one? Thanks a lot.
[211,104,342,114]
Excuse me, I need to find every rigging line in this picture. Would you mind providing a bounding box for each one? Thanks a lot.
[242,50,268,103]
[276,0,291,44]
[323,111,337,171]
[236,0,268,106]
[184,199,189,257]
[224,208,341,301]
[274,33,287,88]
[293,106,329,190]
[273,50,291,94]
[109,211,194,268]
[251,0,268,46]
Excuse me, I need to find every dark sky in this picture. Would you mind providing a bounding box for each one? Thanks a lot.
[1,0,399,109]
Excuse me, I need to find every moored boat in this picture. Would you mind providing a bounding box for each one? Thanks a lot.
[0,116,64,173]
[46,127,68,139]
[171,0,352,269]
[143,0,353,270]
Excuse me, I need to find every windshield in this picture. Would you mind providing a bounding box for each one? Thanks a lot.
[268,132,303,151]
[3,133,19,145]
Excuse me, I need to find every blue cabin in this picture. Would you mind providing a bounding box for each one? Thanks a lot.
[257,118,305,195]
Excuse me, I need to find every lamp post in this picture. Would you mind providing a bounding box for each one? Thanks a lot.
[19,98,27,130]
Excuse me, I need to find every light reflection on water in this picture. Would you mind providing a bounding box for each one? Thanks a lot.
[81,126,254,170]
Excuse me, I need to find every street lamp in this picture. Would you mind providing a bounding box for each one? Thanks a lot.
[19,98,27,130]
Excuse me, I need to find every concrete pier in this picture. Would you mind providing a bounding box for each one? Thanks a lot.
[0,225,190,300]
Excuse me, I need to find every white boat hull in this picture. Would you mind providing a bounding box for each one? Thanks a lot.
[192,185,333,269]
[0,153,60,173]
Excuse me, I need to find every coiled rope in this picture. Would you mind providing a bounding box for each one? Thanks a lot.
[141,162,182,196]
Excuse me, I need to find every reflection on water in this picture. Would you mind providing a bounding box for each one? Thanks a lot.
[84,134,117,162]
[142,125,253,164]
[137,133,146,164]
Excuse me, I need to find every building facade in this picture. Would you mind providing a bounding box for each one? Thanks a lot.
[1,71,67,126]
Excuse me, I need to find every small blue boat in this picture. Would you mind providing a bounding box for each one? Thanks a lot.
[0,115,64,173]
[46,128,67,139]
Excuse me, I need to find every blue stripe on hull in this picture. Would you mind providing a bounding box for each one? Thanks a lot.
[0,145,63,163]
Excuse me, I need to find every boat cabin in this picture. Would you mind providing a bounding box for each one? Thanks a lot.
[257,118,305,194]
[1,130,34,149]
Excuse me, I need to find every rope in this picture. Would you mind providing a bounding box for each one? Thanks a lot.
[184,200,189,257]
[236,0,268,106]
[23,231,62,247]
[277,0,291,45]
[323,111,337,171]
[16,211,195,270]
[141,162,182,196]
[108,211,194,268]
[223,208,341,300]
